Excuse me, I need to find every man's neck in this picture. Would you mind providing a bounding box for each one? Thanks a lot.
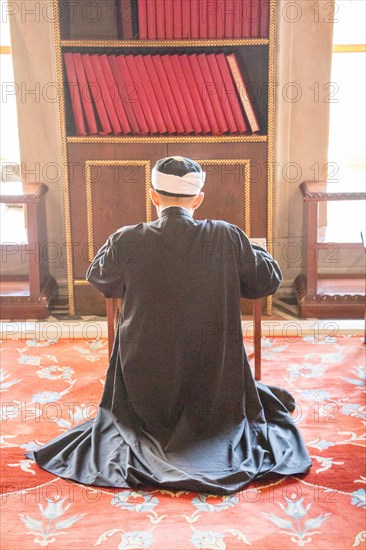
[159,205,193,217]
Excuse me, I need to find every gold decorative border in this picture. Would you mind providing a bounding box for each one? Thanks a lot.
[84,160,151,262]
[53,0,76,314]
[67,135,267,144]
[61,39,269,48]
[197,158,251,236]
[266,0,276,315]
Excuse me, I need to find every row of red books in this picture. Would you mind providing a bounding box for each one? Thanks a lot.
[64,51,260,135]
[136,0,269,40]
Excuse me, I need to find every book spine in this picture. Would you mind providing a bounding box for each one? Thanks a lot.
[191,0,199,38]
[207,0,217,38]
[81,53,112,134]
[225,0,234,38]
[151,55,185,133]
[90,54,122,134]
[170,55,202,133]
[118,0,134,39]
[125,54,159,133]
[179,54,211,133]
[142,55,175,133]
[146,0,157,39]
[134,54,166,133]
[216,0,225,38]
[242,0,251,37]
[181,0,191,38]
[173,0,182,38]
[226,53,260,132]
[197,53,228,133]
[116,55,150,134]
[72,52,98,134]
[155,0,166,39]
[199,0,208,38]
[188,54,220,134]
[207,53,237,132]
[138,0,148,38]
[260,0,270,37]
[161,54,194,133]
[108,55,140,134]
[164,0,174,39]
[99,54,131,133]
[63,52,87,136]
[233,0,243,38]
[216,53,247,133]
[250,0,260,37]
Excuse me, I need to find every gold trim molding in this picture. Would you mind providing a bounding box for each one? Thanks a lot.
[68,135,267,144]
[85,160,151,262]
[197,158,251,236]
[61,38,269,48]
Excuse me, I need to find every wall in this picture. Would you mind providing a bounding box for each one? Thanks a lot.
[7,0,359,302]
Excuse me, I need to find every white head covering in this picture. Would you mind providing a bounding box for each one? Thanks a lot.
[152,156,206,196]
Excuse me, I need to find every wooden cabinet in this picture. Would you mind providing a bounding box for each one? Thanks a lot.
[0,183,58,319]
[52,0,277,316]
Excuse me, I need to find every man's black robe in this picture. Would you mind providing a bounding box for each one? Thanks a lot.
[26,206,312,494]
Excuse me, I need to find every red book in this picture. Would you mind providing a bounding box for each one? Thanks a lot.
[138,0,148,39]
[118,0,134,39]
[216,0,225,38]
[173,0,182,38]
[170,55,202,133]
[125,55,159,133]
[64,53,87,135]
[147,0,157,39]
[155,0,166,39]
[108,55,140,134]
[90,54,122,134]
[161,55,194,133]
[197,53,228,133]
[242,0,251,37]
[191,0,199,38]
[116,55,150,134]
[225,0,234,38]
[72,53,98,134]
[182,0,191,38]
[188,54,220,134]
[207,53,237,132]
[164,0,174,39]
[81,54,112,134]
[143,55,176,133]
[226,53,260,132]
[134,55,167,133]
[216,53,247,132]
[99,54,131,134]
[260,0,270,37]
[207,0,217,38]
[199,0,208,38]
[251,0,260,37]
[151,55,185,134]
[233,0,243,37]
[179,54,211,133]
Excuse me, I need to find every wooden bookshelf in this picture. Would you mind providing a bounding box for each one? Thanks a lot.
[52,0,277,316]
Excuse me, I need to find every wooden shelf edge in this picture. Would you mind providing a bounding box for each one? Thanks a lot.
[61,38,270,48]
[67,135,268,144]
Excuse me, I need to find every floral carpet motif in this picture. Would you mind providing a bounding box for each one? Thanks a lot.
[0,335,365,549]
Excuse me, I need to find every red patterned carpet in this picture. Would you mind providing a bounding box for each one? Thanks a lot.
[1,335,365,549]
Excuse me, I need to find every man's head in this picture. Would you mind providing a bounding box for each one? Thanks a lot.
[150,156,205,216]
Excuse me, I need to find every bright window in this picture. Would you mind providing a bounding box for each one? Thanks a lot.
[326,0,366,242]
